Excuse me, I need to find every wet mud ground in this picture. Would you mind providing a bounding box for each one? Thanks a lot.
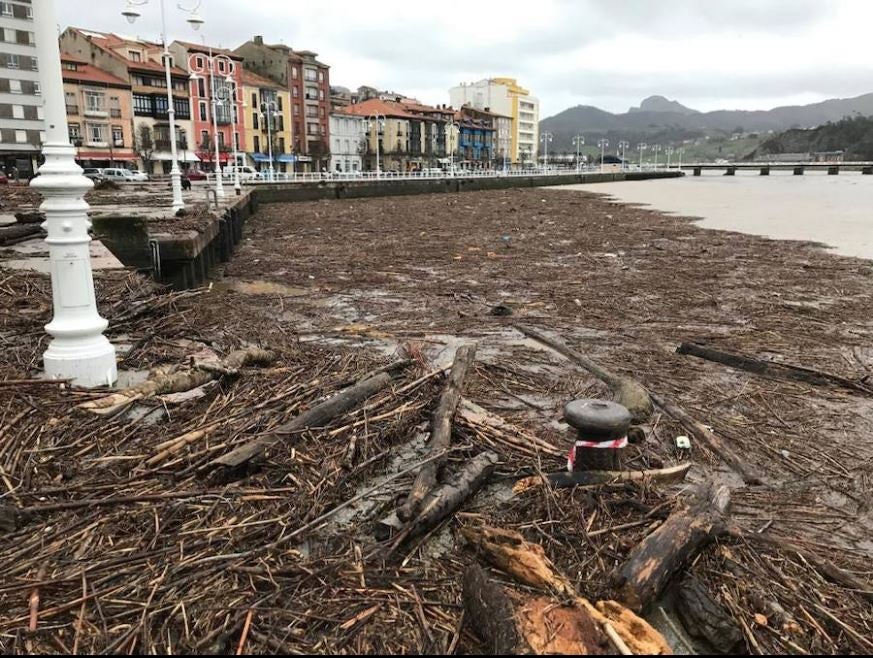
[1,187,871,653]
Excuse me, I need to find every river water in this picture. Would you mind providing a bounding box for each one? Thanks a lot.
[562,171,873,260]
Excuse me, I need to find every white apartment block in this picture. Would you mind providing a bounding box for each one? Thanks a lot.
[329,112,365,173]
[0,0,42,177]
[449,77,539,164]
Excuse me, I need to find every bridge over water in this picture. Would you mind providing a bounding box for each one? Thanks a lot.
[673,162,873,176]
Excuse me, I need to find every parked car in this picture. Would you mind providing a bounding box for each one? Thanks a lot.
[101,168,148,183]
[222,165,261,182]
[184,169,208,181]
[82,168,104,182]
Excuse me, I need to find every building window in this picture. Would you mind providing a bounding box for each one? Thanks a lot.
[84,90,104,113]
[29,56,37,71]
[197,78,205,98]
[15,130,26,143]
[0,3,11,17]
[86,124,106,144]
[253,135,260,152]
[196,56,204,68]
[234,131,240,150]
[293,105,299,116]
[133,94,151,115]
[112,126,123,145]
[292,87,299,98]
[200,130,209,148]
[11,104,23,119]
[252,112,259,130]
[7,53,18,69]
[174,97,190,119]
[110,96,121,118]
[129,51,141,62]
[251,92,257,108]
[199,101,207,121]
[292,67,298,79]
[69,124,81,142]
[33,81,40,96]
[304,69,317,82]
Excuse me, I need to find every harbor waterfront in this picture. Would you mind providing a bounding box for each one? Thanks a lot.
[565,172,873,259]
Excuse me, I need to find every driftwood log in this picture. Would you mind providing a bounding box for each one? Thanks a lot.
[0,223,43,245]
[678,342,873,395]
[206,371,396,479]
[676,575,742,654]
[398,344,477,522]
[513,463,691,494]
[611,481,731,612]
[651,393,764,486]
[463,564,609,655]
[514,324,653,423]
[462,525,672,655]
[77,347,276,416]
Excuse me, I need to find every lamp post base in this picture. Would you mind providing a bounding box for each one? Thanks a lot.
[44,334,118,388]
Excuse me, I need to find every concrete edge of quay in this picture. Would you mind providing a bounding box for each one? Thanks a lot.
[93,170,682,290]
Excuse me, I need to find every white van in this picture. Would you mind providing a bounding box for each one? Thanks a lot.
[222,165,261,182]
[102,168,148,182]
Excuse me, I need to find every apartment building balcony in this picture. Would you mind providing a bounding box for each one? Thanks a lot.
[66,105,79,116]
[85,141,109,148]
[84,109,108,118]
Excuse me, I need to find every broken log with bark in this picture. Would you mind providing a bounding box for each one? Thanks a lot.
[463,564,610,655]
[77,347,276,416]
[650,393,764,486]
[0,223,43,246]
[514,324,653,423]
[397,344,477,522]
[611,481,731,612]
[388,451,498,550]
[677,342,873,395]
[462,525,672,655]
[205,371,397,480]
[513,463,692,494]
[676,575,742,654]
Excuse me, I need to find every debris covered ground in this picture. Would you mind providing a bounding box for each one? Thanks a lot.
[1,187,871,654]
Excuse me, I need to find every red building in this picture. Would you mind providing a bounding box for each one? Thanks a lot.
[234,37,331,172]
[169,41,246,172]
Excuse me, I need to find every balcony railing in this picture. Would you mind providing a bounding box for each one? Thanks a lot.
[66,104,79,115]
[110,109,122,118]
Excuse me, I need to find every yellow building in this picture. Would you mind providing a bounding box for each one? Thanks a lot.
[449,78,540,164]
[241,69,294,173]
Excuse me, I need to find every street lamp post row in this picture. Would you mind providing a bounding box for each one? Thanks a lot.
[365,115,385,178]
[540,132,553,170]
[446,119,462,176]
[598,138,609,173]
[618,140,630,170]
[572,134,584,171]
[123,0,205,213]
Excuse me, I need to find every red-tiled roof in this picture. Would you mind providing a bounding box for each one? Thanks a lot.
[241,68,279,89]
[61,54,130,87]
[342,98,420,121]
[66,28,187,76]
[173,40,243,61]
[128,59,188,77]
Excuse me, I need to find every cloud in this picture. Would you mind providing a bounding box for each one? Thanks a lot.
[59,0,871,115]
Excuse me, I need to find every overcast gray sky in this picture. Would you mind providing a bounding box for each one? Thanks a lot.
[60,0,873,118]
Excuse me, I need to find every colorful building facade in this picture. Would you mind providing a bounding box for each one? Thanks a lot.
[241,68,294,173]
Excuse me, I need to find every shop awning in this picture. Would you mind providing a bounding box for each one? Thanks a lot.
[75,151,136,161]
[250,153,272,163]
[276,154,297,163]
[152,151,201,162]
[196,151,230,164]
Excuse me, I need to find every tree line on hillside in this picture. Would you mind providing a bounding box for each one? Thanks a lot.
[747,115,873,161]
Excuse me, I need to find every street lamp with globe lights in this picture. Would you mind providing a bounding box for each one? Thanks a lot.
[618,140,630,170]
[189,50,235,199]
[121,0,205,213]
[572,134,585,171]
[215,78,244,193]
[365,115,385,178]
[260,99,279,182]
[540,132,553,171]
[597,138,609,173]
[665,146,675,170]
[638,143,648,170]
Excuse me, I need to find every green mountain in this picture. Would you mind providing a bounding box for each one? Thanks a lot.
[748,116,873,161]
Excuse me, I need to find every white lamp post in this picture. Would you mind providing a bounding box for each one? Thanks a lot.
[638,143,648,170]
[122,0,204,213]
[678,148,685,171]
[366,114,385,178]
[666,146,675,170]
[540,132,553,171]
[33,0,117,387]
[261,99,278,182]
[618,140,630,170]
[216,78,242,193]
[572,134,585,171]
[652,144,661,170]
[446,118,462,177]
[598,138,609,173]
[189,49,233,199]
